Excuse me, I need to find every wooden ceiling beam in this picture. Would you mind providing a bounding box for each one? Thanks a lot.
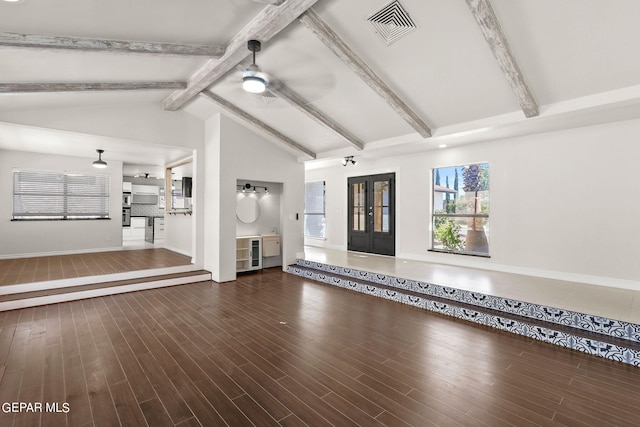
[299,8,432,138]
[464,0,539,117]
[253,0,284,5]
[0,82,187,93]
[199,91,316,159]
[0,32,224,57]
[163,0,318,111]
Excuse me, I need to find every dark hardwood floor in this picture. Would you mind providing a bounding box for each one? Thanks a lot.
[0,249,193,286]
[1,268,639,426]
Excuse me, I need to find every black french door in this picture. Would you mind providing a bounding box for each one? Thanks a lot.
[347,173,395,256]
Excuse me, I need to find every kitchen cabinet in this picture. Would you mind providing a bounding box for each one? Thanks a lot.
[146,217,165,243]
[236,236,262,272]
[154,218,165,242]
[122,181,132,192]
[130,217,146,239]
[131,184,159,204]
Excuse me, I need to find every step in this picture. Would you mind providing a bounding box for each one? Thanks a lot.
[287,262,640,367]
[0,270,211,312]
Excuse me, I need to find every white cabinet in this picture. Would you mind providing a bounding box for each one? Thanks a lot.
[131,184,159,205]
[130,217,146,239]
[122,181,132,192]
[132,184,159,195]
[236,236,262,272]
[262,234,280,257]
[154,218,165,242]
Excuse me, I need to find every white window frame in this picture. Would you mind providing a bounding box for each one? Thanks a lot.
[430,163,490,257]
[12,170,110,220]
[304,181,326,239]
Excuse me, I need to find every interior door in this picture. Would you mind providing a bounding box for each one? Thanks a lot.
[347,173,395,256]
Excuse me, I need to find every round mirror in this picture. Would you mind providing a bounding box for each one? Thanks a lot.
[236,197,260,223]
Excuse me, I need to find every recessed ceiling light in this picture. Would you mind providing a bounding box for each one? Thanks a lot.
[438,144,448,148]
[3,0,26,3]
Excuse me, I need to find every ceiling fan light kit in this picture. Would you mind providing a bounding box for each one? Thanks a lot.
[242,40,268,93]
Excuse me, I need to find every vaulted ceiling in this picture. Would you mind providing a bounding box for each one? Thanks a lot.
[1,0,640,167]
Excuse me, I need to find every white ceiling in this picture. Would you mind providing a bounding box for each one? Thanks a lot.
[1,0,640,167]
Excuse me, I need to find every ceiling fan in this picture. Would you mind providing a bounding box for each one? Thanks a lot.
[241,40,270,94]
[212,33,337,108]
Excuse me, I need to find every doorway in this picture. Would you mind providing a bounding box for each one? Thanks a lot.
[347,173,395,256]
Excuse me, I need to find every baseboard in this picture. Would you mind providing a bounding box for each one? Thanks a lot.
[0,246,125,260]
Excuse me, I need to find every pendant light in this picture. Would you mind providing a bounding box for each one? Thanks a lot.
[92,149,107,168]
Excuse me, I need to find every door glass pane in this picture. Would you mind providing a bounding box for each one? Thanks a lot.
[352,183,365,231]
[373,181,389,232]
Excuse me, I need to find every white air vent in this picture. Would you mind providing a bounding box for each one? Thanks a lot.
[261,90,277,104]
[367,0,417,45]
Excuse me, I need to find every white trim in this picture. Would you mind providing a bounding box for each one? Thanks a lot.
[0,272,211,312]
[0,264,200,295]
[0,245,124,260]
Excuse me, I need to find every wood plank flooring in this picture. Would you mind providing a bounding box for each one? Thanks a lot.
[0,249,193,286]
[1,268,639,426]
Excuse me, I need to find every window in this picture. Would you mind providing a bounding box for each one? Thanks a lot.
[304,181,325,238]
[12,170,110,220]
[431,163,489,256]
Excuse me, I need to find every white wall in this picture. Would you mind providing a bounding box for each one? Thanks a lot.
[306,118,640,288]
[204,114,305,282]
[0,103,203,149]
[0,149,123,257]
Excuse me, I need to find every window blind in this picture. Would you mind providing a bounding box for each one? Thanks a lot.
[304,181,325,238]
[13,170,110,220]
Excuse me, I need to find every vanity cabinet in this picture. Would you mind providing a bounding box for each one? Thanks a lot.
[262,234,280,257]
[236,236,262,272]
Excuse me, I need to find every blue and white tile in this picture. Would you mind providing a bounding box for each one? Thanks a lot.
[426,300,456,317]
[440,286,466,303]
[456,307,485,325]
[327,265,340,274]
[403,294,426,309]
[391,277,415,292]
[574,313,628,338]
[624,349,640,367]
[488,317,519,333]
[413,281,432,296]
[628,322,640,342]
[495,298,530,317]
[355,270,372,281]
[381,289,403,302]
[370,273,390,285]
[464,292,492,309]
[529,305,573,326]
[330,276,346,288]
[363,284,380,297]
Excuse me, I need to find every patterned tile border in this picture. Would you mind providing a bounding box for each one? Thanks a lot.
[293,260,640,343]
[287,263,640,367]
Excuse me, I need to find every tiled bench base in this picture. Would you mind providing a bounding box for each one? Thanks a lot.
[287,260,640,367]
